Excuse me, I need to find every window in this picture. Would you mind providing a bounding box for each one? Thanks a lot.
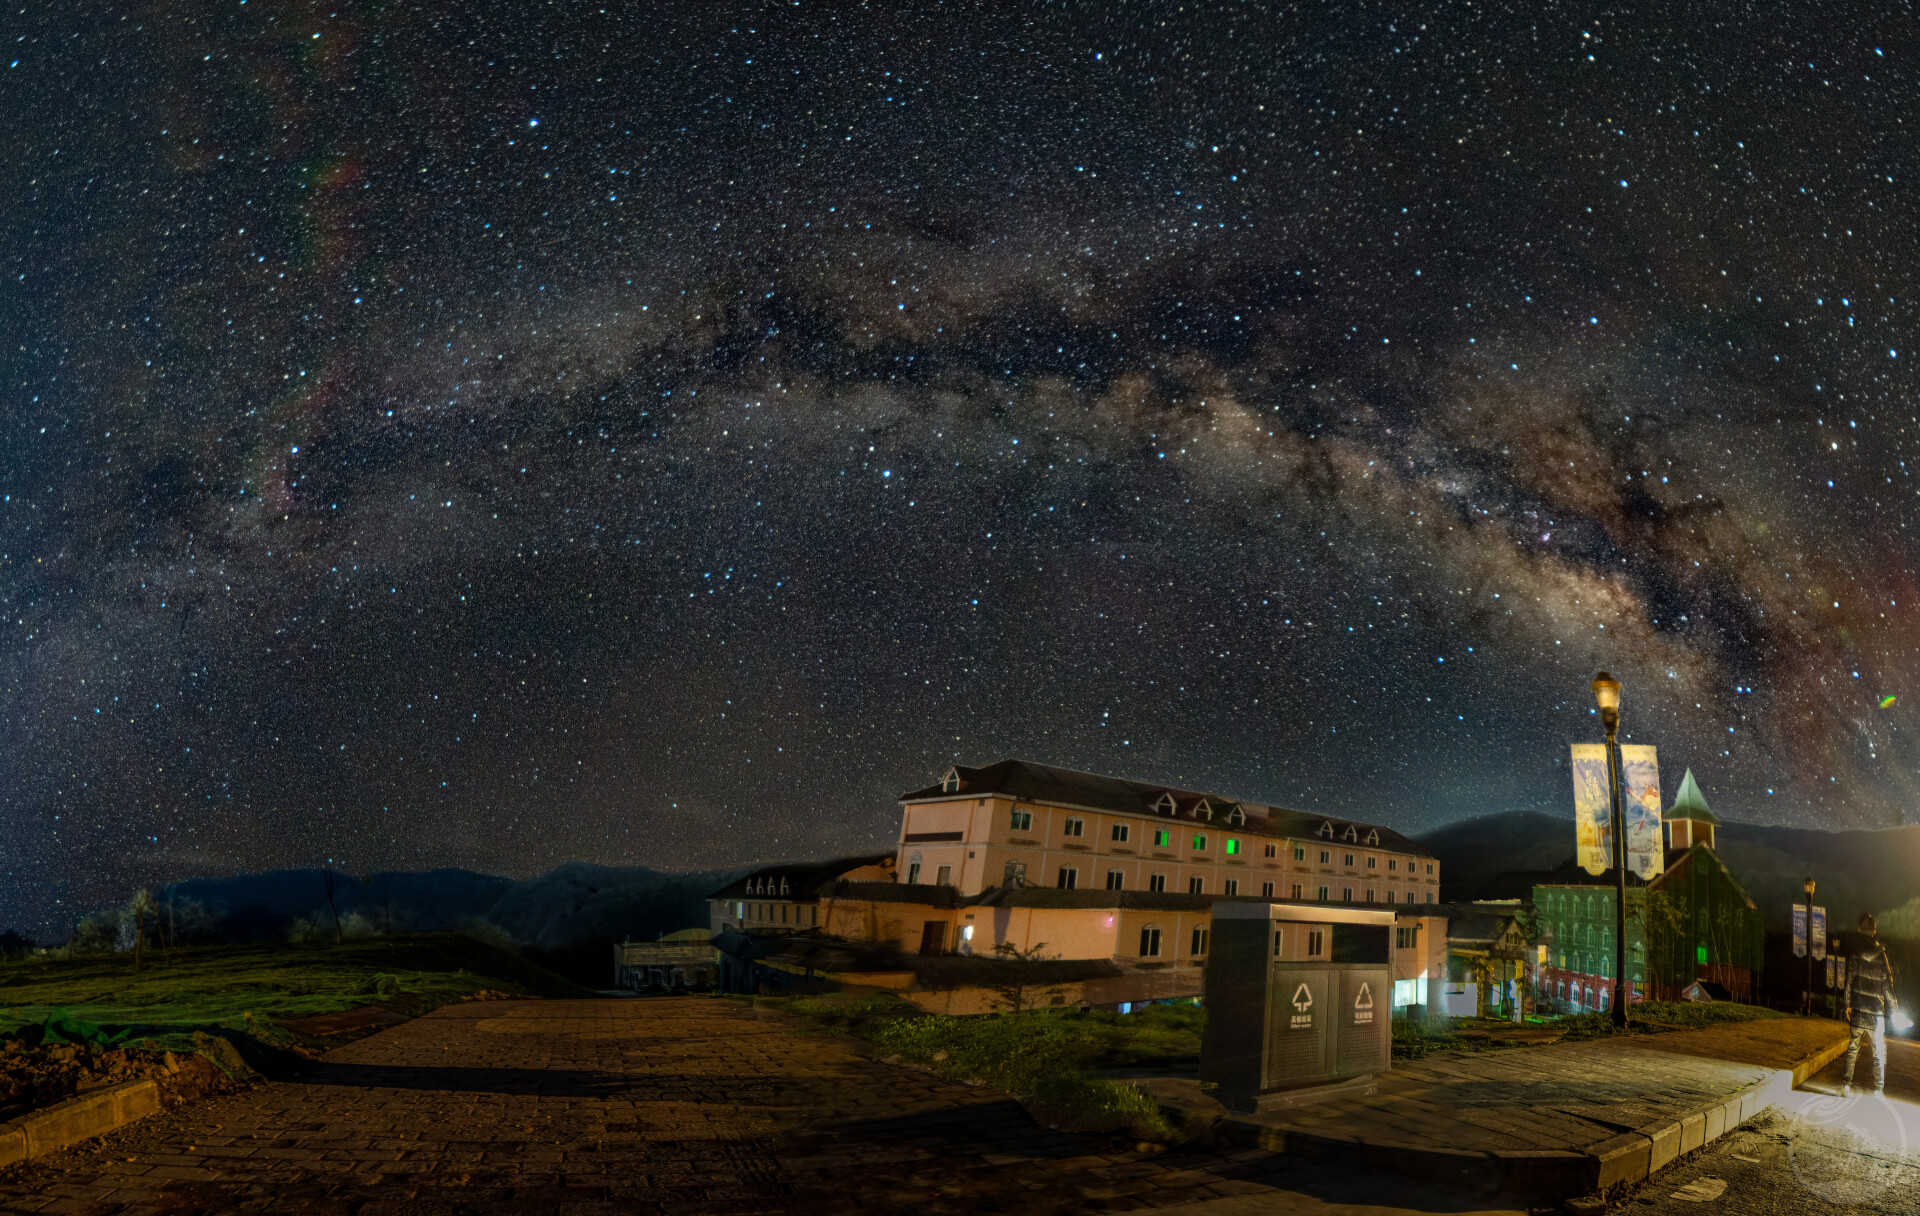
[1226,839,1241,855]
[1056,866,1078,890]
[1343,853,1355,867]
[1273,929,1284,956]
[1191,927,1210,956]
[935,865,952,887]
[1224,879,1239,896]
[1264,843,1278,858]
[1262,882,1275,897]
[1387,890,1396,904]
[1010,808,1033,832]
[1188,876,1205,894]
[780,905,788,923]
[939,768,962,793]
[1140,925,1162,956]
[1319,850,1331,864]
[1425,862,1435,875]
[1425,891,1433,904]
[1291,883,1303,899]
[1153,793,1178,815]
[1192,798,1214,821]
[1112,823,1131,843]
[1063,816,1084,838]
[1106,870,1125,890]
[1342,887,1353,902]
[1318,885,1330,901]
[1154,829,1172,847]
[1388,858,1399,872]
[1367,855,1378,869]
[1307,929,1325,957]
[907,862,922,885]
[1396,926,1418,950]
[1192,833,1208,851]
[1365,888,1375,903]
[1294,846,1306,861]
[1317,821,1335,839]
[1149,873,1167,892]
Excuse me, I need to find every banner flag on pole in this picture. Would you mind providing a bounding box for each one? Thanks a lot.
[1792,904,1807,958]
[1811,907,1827,960]
[1571,743,1612,876]
[1827,956,1836,988]
[1618,744,1663,880]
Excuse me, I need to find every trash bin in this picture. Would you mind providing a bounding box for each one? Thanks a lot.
[1200,901,1394,1111]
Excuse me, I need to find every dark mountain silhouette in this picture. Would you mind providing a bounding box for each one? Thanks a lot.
[1418,811,1920,933]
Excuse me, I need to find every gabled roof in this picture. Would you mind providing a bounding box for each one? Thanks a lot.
[1667,769,1720,825]
[899,758,1433,857]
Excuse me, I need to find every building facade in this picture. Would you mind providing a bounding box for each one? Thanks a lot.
[704,759,1448,1015]
[894,759,1442,907]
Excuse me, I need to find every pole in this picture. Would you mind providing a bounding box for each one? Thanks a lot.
[1604,718,1629,1026]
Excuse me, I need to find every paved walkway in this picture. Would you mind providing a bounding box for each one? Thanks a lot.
[0,999,1516,1215]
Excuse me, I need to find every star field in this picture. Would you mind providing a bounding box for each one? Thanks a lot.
[3,1,1919,933]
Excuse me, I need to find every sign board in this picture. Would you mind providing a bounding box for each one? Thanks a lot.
[1618,744,1663,880]
[1571,743,1613,876]
[1826,956,1836,988]
[1792,904,1807,958]
[1811,907,1827,960]
[1353,981,1375,1025]
[1837,956,1847,989]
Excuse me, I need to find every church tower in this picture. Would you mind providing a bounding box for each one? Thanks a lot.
[1665,768,1719,857]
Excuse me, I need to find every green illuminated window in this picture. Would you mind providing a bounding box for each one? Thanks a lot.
[1154,829,1171,847]
[1226,839,1241,855]
[1192,833,1208,851]
[1696,944,1709,964]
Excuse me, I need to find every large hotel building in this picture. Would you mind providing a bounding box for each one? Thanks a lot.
[707,758,1447,1014]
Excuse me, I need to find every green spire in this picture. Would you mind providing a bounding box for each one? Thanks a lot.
[1667,768,1720,825]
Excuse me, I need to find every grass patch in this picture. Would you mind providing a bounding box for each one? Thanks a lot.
[1554,999,1785,1041]
[0,935,591,1036]
[762,993,1197,1140]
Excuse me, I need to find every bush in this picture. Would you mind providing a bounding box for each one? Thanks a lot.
[1025,1073,1176,1138]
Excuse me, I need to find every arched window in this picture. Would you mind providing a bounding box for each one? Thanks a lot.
[1062,816,1085,838]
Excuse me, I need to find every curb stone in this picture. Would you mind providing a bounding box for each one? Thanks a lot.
[0,1080,162,1168]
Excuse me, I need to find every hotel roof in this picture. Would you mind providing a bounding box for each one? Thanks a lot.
[900,757,1433,858]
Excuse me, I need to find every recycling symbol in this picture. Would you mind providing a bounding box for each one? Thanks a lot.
[1291,982,1314,1013]
[1354,982,1374,1011]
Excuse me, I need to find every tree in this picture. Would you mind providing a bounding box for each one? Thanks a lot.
[127,888,157,970]
[1641,888,1690,998]
[986,940,1064,1013]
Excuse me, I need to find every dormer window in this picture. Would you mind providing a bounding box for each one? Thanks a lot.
[1225,805,1246,827]
[779,878,790,896]
[1317,821,1335,839]
[1365,829,1380,846]
[1192,797,1214,822]
[1154,793,1179,816]
[939,767,964,794]
[1342,825,1359,843]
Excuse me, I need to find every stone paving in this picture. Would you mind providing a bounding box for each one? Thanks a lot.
[0,998,1511,1216]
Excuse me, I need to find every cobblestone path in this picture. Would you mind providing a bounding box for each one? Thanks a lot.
[0,998,1513,1215]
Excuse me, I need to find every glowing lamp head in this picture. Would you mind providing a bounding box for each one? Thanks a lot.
[1591,671,1622,714]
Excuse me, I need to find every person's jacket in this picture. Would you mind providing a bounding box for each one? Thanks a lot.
[1847,939,1897,1029]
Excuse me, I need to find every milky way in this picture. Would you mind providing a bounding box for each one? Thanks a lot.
[4,2,1918,933]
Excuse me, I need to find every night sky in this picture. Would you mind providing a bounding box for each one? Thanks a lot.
[4,2,1918,933]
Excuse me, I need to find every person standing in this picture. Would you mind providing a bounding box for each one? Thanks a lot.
[1843,912,1898,1097]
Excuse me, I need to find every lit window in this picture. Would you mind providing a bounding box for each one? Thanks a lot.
[1193,833,1208,851]
[1226,839,1241,856]
[1149,873,1167,892]
[1056,866,1077,890]
[1140,925,1163,956]
[1111,823,1130,842]
[1155,829,1172,847]
[1191,926,1210,956]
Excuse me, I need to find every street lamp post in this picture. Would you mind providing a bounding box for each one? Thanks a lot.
[1592,671,1630,1028]
[1803,876,1816,1015]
